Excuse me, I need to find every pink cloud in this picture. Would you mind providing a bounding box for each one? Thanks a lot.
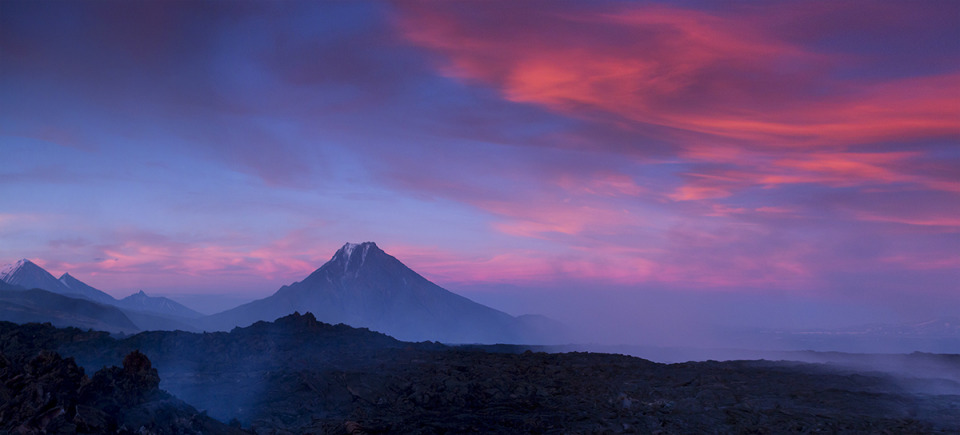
[32,230,337,296]
[385,223,821,291]
[482,201,637,239]
[386,1,959,294]
[390,244,661,287]
[397,3,959,151]
[554,172,647,197]
[396,0,960,231]
[854,213,960,230]
[668,150,959,209]
[668,185,734,201]
[880,255,960,272]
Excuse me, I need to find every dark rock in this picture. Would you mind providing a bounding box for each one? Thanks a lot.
[0,348,246,434]
[2,316,958,433]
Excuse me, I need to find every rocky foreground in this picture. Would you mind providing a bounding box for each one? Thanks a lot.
[1,313,958,434]
[0,350,242,434]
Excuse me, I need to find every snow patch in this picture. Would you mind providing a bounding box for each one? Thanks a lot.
[340,243,362,272]
[342,243,359,259]
[360,244,370,267]
[0,259,28,280]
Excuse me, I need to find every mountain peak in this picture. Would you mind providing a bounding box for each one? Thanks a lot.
[2,259,36,275]
[1,258,72,296]
[1,259,119,305]
[117,290,202,319]
[333,242,382,273]
[59,272,76,288]
[2,258,50,281]
[123,289,149,300]
[206,242,562,344]
[337,242,378,258]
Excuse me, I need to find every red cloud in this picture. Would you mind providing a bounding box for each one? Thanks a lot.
[389,239,811,290]
[38,230,332,295]
[397,3,959,150]
[670,150,960,203]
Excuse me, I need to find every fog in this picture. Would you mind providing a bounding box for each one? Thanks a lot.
[151,280,960,356]
[156,293,261,316]
[453,282,959,354]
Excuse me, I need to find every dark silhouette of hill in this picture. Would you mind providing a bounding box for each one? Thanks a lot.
[202,242,564,343]
[0,349,246,434]
[1,312,437,424]
[2,314,957,433]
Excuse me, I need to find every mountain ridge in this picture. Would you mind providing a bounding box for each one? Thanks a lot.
[58,271,118,305]
[0,259,201,330]
[118,290,203,319]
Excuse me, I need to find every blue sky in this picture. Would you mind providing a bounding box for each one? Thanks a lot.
[1,0,957,334]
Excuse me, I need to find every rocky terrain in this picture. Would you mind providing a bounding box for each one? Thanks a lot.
[1,314,958,433]
[0,349,243,434]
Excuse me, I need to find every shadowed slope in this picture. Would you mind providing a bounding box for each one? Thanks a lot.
[1,260,73,297]
[118,290,203,319]
[0,288,139,333]
[0,260,203,332]
[58,272,118,305]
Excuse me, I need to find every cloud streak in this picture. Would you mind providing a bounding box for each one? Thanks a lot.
[399,2,959,148]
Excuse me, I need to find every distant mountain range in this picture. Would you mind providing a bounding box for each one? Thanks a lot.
[0,244,564,344]
[0,259,202,332]
[7,244,953,351]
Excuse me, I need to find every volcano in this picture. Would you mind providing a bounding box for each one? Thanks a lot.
[203,242,562,343]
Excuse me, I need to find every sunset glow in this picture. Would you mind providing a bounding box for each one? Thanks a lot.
[1,0,957,325]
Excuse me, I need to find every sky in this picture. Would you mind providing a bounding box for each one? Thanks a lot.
[1,1,958,339]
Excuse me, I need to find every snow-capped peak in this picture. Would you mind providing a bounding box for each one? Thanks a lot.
[338,242,378,261]
[0,259,31,279]
[360,243,371,268]
[342,243,360,259]
[0,259,43,282]
[334,242,380,274]
[59,273,74,289]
